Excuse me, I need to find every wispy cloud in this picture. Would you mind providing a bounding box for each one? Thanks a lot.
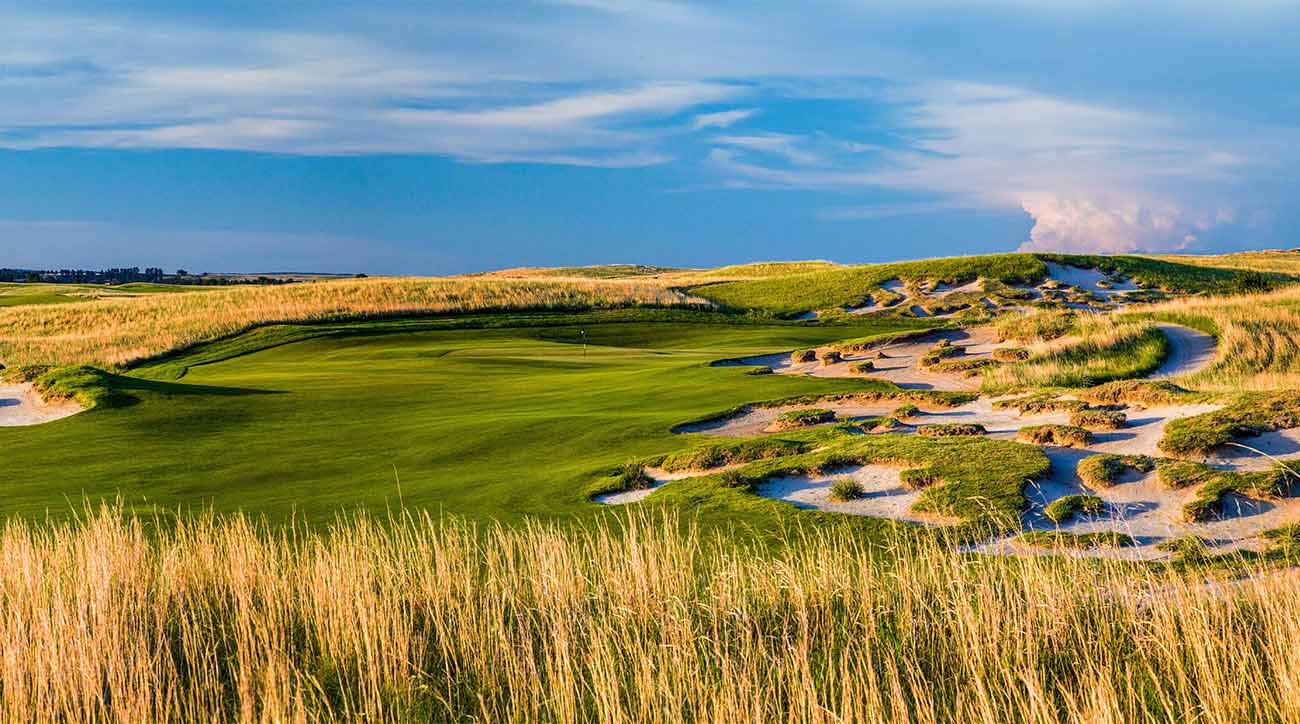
[691,108,756,130]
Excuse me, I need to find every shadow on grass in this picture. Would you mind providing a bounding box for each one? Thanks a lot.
[91,370,285,410]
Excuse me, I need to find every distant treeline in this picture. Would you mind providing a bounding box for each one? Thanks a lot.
[0,267,324,286]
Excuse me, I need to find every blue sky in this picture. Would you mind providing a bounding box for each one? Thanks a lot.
[1,1,1297,274]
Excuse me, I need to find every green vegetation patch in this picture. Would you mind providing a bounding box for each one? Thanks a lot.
[654,438,810,472]
[1018,425,1093,448]
[992,393,1087,415]
[773,408,836,429]
[985,321,1168,391]
[992,347,1030,362]
[1043,494,1105,523]
[1069,409,1127,430]
[919,342,964,367]
[1159,392,1300,458]
[1262,523,1300,553]
[1077,454,1154,488]
[1156,535,1212,561]
[829,478,865,502]
[1017,530,1136,549]
[917,423,986,437]
[996,310,1076,343]
[791,349,816,363]
[927,357,997,375]
[848,360,874,374]
[1080,379,1192,406]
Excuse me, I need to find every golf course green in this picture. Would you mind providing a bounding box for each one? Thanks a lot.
[0,312,930,526]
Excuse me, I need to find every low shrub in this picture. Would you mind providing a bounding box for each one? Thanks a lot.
[1077,454,1154,488]
[773,408,836,429]
[1043,494,1105,523]
[1018,425,1092,448]
[992,347,1030,362]
[917,423,986,437]
[1069,409,1127,430]
[829,478,865,502]
[1017,530,1135,549]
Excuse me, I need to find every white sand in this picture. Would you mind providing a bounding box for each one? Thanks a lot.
[0,383,81,427]
[755,465,956,525]
[1150,323,1217,378]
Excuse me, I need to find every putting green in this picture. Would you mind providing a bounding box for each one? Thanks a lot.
[0,315,927,526]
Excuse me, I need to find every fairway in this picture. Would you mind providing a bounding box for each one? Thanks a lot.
[0,316,921,524]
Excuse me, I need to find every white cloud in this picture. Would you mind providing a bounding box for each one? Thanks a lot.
[691,108,756,130]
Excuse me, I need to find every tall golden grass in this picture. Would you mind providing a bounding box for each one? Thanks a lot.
[1142,286,1300,392]
[3,506,1298,723]
[983,314,1165,391]
[0,277,704,368]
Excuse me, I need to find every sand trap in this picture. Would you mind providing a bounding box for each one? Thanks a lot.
[755,465,956,525]
[0,383,81,427]
[1043,262,1140,297]
[1150,323,1217,378]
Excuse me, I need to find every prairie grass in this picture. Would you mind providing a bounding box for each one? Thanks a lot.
[7,506,1300,722]
[983,316,1167,391]
[1142,285,1300,391]
[0,276,704,367]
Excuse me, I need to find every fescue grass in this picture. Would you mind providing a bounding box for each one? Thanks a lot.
[983,317,1168,391]
[992,346,1030,362]
[829,477,865,501]
[820,349,843,366]
[1158,392,1300,457]
[773,408,836,429]
[0,276,709,368]
[1156,535,1212,561]
[5,506,1300,722]
[917,423,986,437]
[891,403,919,419]
[927,357,997,375]
[791,349,816,363]
[1069,408,1127,430]
[995,309,1076,342]
[918,342,964,367]
[1018,425,1093,448]
[1077,454,1154,488]
[992,393,1088,414]
[1016,530,1136,549]
[1043,494,1105,523]
[848,360,874,374]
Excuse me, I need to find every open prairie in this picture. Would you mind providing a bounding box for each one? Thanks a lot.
[7,251,1300,721]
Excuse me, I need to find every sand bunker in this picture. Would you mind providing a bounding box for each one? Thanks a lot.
[756,465,955,526]
[0,383,81,427]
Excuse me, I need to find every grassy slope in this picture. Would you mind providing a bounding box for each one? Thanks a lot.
[0,314,930,529]
[0,282,209,307]
[689,253,1293,317]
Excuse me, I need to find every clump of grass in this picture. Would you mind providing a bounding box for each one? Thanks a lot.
[992,347,1030,362]
[1080,379,1189,406]
[848,360,874,374]
[1155,460,1221,490]
[1159,392,1300,458]
[1077,454,1154,488]
[791,349,816,363]
[656,439,808,472]
[1156,535,1212,561]
[996,309,1076,342]
[1262,523,1300,553]
[745,366,774,375]
[919,342,964,367]
[891,403,919,420]
[828,477,865,502]
[618,462,653,490]
[1043,494,1106,523]
[1069,408,1127,430]
[820,350,843,366]
[1017,530,1136,549]
[1018,424,1092,447]
[993,393,1087,415]
[773,408,836,429]
[927,357,997,375]
[899,467,939,490]
[917,423,986,437]
[864,416,903,432]
[1182,466,1291,522]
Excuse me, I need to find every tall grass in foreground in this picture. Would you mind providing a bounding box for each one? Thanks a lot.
[3,507,1300,722]
[0,276,703,367]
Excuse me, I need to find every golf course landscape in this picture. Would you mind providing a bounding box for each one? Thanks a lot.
[6,251,1300,721]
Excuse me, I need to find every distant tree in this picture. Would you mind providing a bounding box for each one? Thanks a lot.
[25,272,41,283]
[354,273,368,278]
[176,269,188,276]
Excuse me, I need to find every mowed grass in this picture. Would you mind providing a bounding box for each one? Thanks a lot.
[0,316,918,527]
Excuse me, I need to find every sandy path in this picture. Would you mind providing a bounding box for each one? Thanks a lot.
[0,383,81,427]
[1150,323,1217,379]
